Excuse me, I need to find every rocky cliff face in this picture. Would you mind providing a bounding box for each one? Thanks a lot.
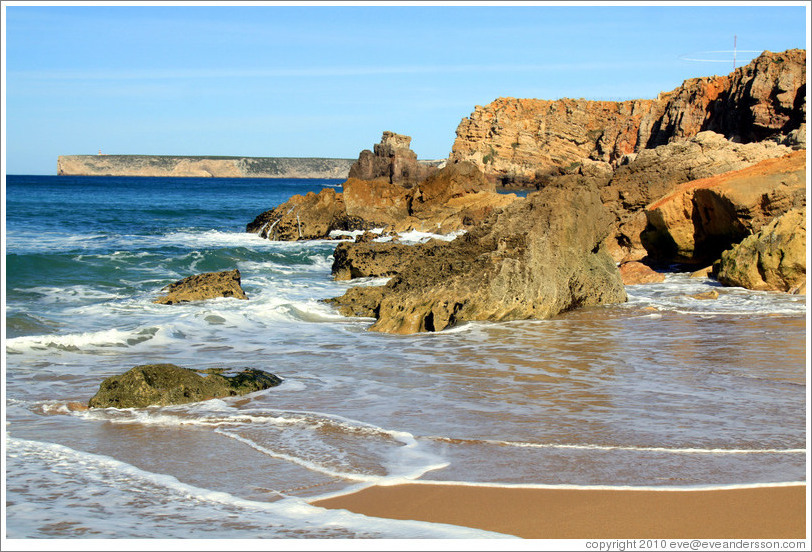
[57,155,356,179]
[450,49,806,185]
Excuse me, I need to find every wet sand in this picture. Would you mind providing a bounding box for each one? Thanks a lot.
[312,483,807,539]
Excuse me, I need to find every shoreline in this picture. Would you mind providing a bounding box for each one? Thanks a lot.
[311,482,808,539]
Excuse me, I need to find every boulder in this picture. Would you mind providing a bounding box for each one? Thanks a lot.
[688,290,720,300]
[154,269,248,305]
[714,207,806,292]
[87,364,282,409]
[642,150,806,263]
[619,261,666,285]
[328,180,627,334]
[348,131,438,186]
[690,266,714,279]
[324,286,385,318]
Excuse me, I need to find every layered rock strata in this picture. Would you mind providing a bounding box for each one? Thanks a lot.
[348,131,441,186]
[88,364,282,409]
[600,132,794,262]
[714,207,806,293]
[642,151,806,263]
[154,269,248,304]
[450,49,805,185]
[327,180,627,334]
[58,155,356,179]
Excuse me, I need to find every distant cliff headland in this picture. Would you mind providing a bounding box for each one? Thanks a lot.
[57,155,357,179]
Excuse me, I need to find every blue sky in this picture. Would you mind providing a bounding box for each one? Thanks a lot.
[2,2,809,175]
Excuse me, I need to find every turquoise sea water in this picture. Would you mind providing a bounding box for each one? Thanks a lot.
[3,175,807,539]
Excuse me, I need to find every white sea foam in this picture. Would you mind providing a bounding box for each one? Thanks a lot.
[328,227,386,240]
[21,285,127,304]
[5,326,162,354]
[5,436,508,539]
[374,478,807,492]
[429,436,805,455]
[624,273,806,316]
[397,228,467,243]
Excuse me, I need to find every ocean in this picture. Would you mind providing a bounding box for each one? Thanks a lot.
[3,175,807,539]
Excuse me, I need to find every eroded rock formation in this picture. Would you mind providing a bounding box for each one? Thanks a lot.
[327,180,627,334]
[348,131,440,186]
[88,364,282,408]
[642,151,806,263]
[154,269,248,304]
[450,49,806,186]
[600,131,793,262]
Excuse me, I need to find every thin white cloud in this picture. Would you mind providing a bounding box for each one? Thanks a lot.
[9,61,653,81]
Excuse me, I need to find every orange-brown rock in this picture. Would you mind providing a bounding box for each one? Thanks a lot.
[450,49,805,186]
[248,162,519,240]
[246,187,376,240]
[619,262,666,285]
[642,151,806,263]
[343,177,412,225]
[690,266,714,279]
[600,132,793,263]
[688,290,720,301]
[451,97,660,186]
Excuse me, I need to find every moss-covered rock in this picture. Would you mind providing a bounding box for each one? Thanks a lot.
[88,364,282,409]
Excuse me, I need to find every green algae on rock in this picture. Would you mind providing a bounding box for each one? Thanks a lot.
[87,364,282,409]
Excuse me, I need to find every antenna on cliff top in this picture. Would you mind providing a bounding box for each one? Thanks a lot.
[733,35,737,71]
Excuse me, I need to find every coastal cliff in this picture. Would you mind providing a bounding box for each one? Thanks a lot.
[450,49,806,185]
[57,154,356,179]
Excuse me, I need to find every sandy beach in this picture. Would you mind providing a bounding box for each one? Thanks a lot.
[312,483,808,539]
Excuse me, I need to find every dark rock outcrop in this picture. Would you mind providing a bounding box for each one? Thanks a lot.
[714,207,806,292]
[88,364,282,409]
[154,269,248,304]
[348,131,439,186]
[328,180,627,334]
